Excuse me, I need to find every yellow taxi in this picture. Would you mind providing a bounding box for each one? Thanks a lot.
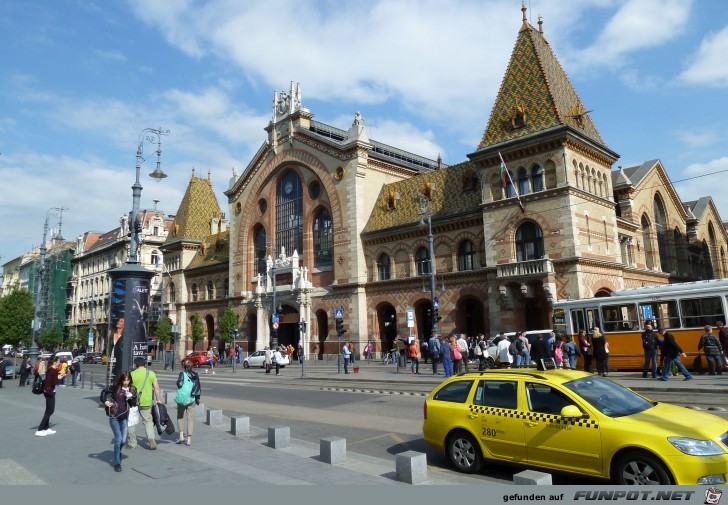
[422,369,728,485]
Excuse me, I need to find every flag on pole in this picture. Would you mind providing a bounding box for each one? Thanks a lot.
[498,152,525,212]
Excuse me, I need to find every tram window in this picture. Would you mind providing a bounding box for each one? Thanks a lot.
[639,301,680,330]
[680,297,725,328]
[553,308,567,335]
[601,303,639,331]
[586,309,601,331]
[571,309,587,334]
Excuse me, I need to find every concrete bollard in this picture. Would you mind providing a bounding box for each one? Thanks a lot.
[206,408,223,425]
[90,373,94,391]
[194,403,205,417]
[268,425,290,449]
[395,451,427,484]
[81,371,86,389]
[320,437,346,464]
[513,470,552,485]
[231,416,250,436]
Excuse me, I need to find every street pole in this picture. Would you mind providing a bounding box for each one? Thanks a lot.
[299,320,307,378]
[419,194,439,339]
[270,261,278,350]
[171,324,177,372]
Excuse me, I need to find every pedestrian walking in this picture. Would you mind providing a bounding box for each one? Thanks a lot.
[102,371,136,472]
[19,356,32,386]
[341,342,351,374]
[428,335,441,374]
[440,337,453,378]
[70,357,81,387]
[456,334,469,372]
[409,339,420,374]
[36,357,47,381]
[264,347,272,373]
[657,327,692,381]
[579,330,592,373]
[127,356,161,450]
[641,323,659,378]
[205,346,216,374]
[591,328,608,377]
[698,325,723,375]
[365,340,374,361]
[35,356,65,436]
[475,334,486,370]
[273,346,283,375]
[175,360,201,446]
[348,341,355,365]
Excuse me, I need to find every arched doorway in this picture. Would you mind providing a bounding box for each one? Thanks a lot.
[316,309,328,359]
[276,304,300,350]
[456,297,485,337]
[414,299,434,342]
[204,314,215,348]
[377,303,397,354]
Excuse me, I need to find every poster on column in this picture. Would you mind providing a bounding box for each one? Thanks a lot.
[109,276,150,380]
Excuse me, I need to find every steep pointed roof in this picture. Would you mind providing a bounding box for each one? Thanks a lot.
[186,230,230,270]
[164,171,223,244]
[478,16,604,150]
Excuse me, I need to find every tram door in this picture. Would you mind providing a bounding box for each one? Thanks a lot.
[570,307,600,334]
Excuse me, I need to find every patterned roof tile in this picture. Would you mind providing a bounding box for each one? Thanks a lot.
[164,174,223,244]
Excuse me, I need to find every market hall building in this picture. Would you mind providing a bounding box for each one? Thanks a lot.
[164,7,728,358]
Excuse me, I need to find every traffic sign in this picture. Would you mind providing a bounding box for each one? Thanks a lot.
[272,313,279,324]
[334,307,344,320]
[406,309,414,328]
[272,322,279,330]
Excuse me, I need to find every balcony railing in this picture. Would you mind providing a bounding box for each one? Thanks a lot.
[497,257,554,278]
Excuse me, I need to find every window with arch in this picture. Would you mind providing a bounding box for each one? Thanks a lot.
[515,221,544,261]
[276,171,303,256]
[207,281,214,300]
[223,278,229,298]
[416,247,431,276]
[532,165,544,192]
[377,253,391,281]
[191,284,198,302]
[641,215,654,270]
[313,207,332,268]
[169,282,176,304]
[503,171,516,198]
[653,196,670,272]
[518,167,529,196]
[254,226,267,277]
[151,250,159,267]
[457,239,476,271]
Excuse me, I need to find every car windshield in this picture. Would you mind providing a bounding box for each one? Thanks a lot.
[563,376,654,418]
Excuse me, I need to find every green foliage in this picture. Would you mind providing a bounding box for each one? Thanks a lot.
[156,314,173,348]
[219,304,239,343]
[0,289,34,346]
[190,314,205,350]
[38,323,63,349]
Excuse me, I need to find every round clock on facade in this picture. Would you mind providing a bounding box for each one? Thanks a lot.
[284,181,293,195]
[334,166,345,181]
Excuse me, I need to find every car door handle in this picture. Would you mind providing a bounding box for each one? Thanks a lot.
[525,422,538,427]
[467,414,478,419]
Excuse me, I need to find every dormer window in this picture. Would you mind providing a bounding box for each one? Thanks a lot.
[511,99,527,129]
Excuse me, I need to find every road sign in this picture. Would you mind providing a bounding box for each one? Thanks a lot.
[334,307,344,320]
[272,322,279,330]
[433,298,439,309]
[272,313,279,324]
[406,309,415,328]
[87,331,94,348]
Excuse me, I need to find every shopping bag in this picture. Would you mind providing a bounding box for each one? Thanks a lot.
[128,406,140,427]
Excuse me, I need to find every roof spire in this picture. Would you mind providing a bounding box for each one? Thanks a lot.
[192,165,195,178]
[208,168,211,181]
[538,14,543,34]
[520,1,529,31]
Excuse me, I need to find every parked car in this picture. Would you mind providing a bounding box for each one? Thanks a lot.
[422,368,728,485]
[243,350,289,369]
[83,352,104,364]
[1,359,14,379]
[181,351,217,368]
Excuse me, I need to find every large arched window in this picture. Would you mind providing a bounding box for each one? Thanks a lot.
[313,207,332,268]
[503,170,516,198]
[377,253,391,281]
[457,240,475,271]
[254,226,267,277]
[191,284,198,302]
[169,282,176,304]
[532,165,544,192]
[515,221,544,261]
[276,171,303,256]
[518,168,529,196]
[641,215,654,270]
[653,195,671,272]
[207,281,214,300]
[416,247,430,276]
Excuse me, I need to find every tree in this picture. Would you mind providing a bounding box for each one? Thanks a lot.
[219,304,238,345]
[0,288,34,347]
[156,314,173,350]
[190,314,205,351]
[38,323,63,350]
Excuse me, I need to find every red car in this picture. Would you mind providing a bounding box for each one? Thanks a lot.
[181,351,217,368]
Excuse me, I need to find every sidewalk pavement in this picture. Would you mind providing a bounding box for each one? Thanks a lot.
[0,377,499,486]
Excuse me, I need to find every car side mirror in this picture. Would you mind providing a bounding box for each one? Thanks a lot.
[560,405,583,418]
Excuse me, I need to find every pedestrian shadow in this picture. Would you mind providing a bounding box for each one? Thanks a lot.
[87,449,123,469]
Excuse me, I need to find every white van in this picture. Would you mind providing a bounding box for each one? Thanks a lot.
[2,345,14,356]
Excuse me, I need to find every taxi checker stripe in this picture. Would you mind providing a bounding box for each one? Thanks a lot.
[468,405,598,428]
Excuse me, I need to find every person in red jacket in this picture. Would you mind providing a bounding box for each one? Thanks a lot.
[36,356,65,437]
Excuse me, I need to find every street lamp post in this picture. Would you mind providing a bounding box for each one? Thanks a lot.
[270,261,278,350]
[418,194,439,338]
[29,207,63,366]
[108,127,169,378]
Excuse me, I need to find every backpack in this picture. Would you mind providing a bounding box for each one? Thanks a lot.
[508,340,518,356]
[642,332,657,351]
[516,338,524,353]
[174,372,194,406]
[554,345,564,364]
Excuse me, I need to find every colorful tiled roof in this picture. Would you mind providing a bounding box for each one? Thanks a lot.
[363,161,481,234]
[478,22,603,150]
[164,174,223,244]
[186,230,230,270]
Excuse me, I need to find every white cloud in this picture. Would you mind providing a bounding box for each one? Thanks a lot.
[679,25,728,87]
[675,128,721,148]
[674,156,728,217]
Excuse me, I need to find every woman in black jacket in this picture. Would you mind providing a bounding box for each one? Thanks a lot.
[175,360,201,446]
[102,371,137,472]
[591,328,609,377]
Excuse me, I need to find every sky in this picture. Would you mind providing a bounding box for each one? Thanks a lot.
[2,0,728,268]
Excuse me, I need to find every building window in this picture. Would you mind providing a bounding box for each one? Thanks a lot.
[653,195,671,272]
[503,171,516,198]
[457,240,475,271]
[416,247,431,276]
[169,282,176,303]
[207,281,214,300]
[515,221,544,261]
[518,168,529,196]
[254,226,267,277]
[151,250,159,267]
[276,171,303,256]
[191,284,198,302]
[224,279,229,298]
[532,165,544,192]
[313,208,332,268]
[377,254,391,281]
[641,215,654,270]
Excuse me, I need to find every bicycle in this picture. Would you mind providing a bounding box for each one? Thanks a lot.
[381,351,394,365]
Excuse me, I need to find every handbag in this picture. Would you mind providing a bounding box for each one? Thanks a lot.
[451,346,462,361]
[32,376,45,395]
[128,406,140,427]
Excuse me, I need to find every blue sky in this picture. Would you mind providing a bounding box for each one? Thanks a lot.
[2,0,728,267]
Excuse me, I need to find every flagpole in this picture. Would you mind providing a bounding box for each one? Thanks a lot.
[498,152,525,212]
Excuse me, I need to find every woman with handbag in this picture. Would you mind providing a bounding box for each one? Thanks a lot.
[35,356,65,437]
[175,360,201,446]
[102,371,136,472]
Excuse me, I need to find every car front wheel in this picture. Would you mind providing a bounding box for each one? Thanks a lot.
[446,431,482,474]
[243,361,250,369]
[614,451,673,485]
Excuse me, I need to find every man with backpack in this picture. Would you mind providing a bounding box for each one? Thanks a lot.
[657,327,692,381]
[174,360,201,446]
[428,334,441,375]
[698,325,723,375]
[642,323,659,378]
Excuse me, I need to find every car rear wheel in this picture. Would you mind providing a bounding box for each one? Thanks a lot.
[243,361,250,369]
[484,357,496,369]
[613,451,673,485]
[446,431,482,474]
